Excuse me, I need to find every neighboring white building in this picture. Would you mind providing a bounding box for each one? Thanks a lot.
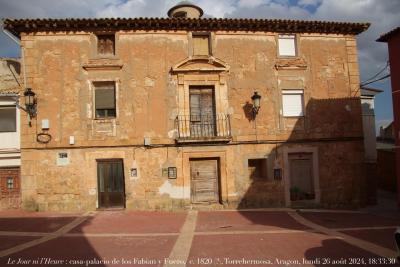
[0,58,21,209]
[361,87,382,162]
[361,86,382,205]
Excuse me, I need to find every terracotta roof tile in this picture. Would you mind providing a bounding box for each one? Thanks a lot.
[377,27,400,42]
[3,17,370,37]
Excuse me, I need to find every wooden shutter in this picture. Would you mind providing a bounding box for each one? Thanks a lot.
[95,82,115,109]
[190,93,201,121]
[189,88,215,137]
[200,89,213,116]
[282,90,304,116]
[189,88,214,117]
[278,35,296,56]
[193,35,209,56]
[97,35,115,55]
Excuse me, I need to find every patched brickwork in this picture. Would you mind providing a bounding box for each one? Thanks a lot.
[0,167,21,209]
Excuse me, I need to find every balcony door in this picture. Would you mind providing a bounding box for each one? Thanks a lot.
[189,87,216,138]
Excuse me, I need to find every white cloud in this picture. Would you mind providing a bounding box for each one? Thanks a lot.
[196,0,236,18]
[229,1,310,19]
[238,0,267,8]
[298,0,321,6]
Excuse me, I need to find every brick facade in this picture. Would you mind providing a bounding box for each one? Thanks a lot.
[378,28,400,207]
[0,167,21,209]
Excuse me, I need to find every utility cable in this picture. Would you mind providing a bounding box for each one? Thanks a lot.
[360,60,389,85]
[360,74,391,86]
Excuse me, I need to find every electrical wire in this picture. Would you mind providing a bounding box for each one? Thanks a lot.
[360,74,391,86]
[360,60,389,85]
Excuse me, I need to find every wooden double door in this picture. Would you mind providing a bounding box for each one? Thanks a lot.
[97,159,125,208]
[190,158,220,203]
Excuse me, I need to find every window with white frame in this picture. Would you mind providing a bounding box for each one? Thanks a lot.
[278,34,297,57]
[0,105,16,132]
[282,90,304,117]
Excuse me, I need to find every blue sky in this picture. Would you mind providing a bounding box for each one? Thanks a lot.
[0,0,397,131]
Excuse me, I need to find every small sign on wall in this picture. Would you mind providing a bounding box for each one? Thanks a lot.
[57,152,70,166]
[130,168,137,177]
[274,168,282,181]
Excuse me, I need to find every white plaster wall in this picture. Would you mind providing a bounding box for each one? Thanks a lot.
[0,97,20,167]
[361,97,377,162]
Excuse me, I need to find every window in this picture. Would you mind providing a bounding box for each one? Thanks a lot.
[0,106,16,132]
[97,34,115,55]
[94,81,116,118]
[278,34,296,57]
[7,177,13,190]
[168,167,177,179]
[248,159,268,180]
[173,11,187,18]
[282,90,304,117]
[192,34,210,56]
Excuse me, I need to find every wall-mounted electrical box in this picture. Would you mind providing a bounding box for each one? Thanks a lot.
[144,137,151,146]
[42,119,50,130]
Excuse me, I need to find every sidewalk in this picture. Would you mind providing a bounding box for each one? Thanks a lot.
[362,190,400,220]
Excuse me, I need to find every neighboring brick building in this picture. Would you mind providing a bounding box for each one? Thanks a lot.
[379,121,395,142]
[4,2,370,211]
[0,58,21,209]
[377,27,400,207]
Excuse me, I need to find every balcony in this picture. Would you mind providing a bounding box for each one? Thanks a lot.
[175,114,231,143]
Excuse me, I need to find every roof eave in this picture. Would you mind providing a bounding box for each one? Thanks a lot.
[3,18,370,37]
[376,27,400,42]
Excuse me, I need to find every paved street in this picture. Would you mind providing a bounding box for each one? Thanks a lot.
[0,209,398,267]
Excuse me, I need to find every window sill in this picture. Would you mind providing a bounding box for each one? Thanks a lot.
[251,179,282,183]
[191,54,211,58]
[283,116,305,118]
[83,58,123,71]
[275,57,307,70]
[95,54,118,59]
[277,55,298,58]
[93,118,117,122]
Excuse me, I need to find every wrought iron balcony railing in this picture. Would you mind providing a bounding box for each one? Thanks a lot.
[175,114,231,141]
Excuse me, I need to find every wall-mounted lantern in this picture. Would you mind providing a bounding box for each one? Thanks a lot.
[23,88,37,120]
[251,91,261,116]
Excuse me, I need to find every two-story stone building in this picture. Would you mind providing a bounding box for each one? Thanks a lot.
[4,2,370,211]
